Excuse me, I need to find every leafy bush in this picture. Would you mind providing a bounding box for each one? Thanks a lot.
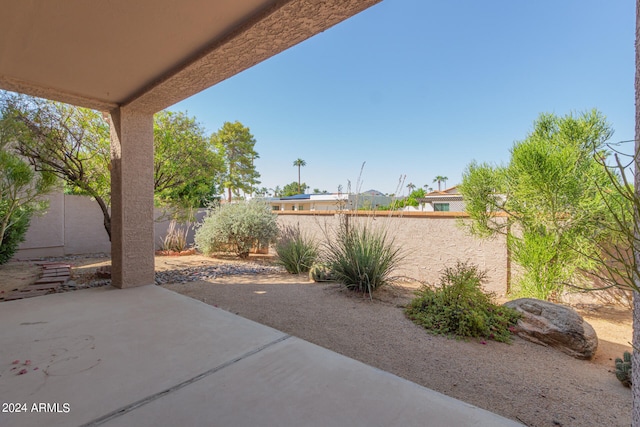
[275,225,318,274]
[195,200,278,258]
[0,206,32,264]
[324,221,404,295]
[159,220,190,252]
[405,261,520,343]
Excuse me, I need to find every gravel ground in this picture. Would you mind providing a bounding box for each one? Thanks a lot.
[164,276,632,427]
[20,254,632,426]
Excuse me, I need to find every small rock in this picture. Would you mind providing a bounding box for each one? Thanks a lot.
[96,266,111,279]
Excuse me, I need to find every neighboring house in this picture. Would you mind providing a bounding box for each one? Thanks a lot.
[268,193,347,211]
[416,186,466,212]
[267,190,391,211]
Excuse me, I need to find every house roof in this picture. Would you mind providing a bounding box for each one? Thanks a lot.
[417,186,463,203]
[423,186,459,196]
[280,194,311,200]
[0,0,381,113]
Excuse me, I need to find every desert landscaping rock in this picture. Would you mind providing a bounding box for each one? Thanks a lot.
[504,298,598,359]
[62,259,285,290]
[153,263,285,285]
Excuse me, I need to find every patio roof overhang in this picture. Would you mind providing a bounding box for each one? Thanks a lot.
[0,0,381,288]
[0,0,380,114]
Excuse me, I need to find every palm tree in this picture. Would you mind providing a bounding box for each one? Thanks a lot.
[433,176,448,191]
[293,158,306,194]
[406,182,416,194]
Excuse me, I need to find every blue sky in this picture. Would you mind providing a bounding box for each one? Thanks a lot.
[170,0,635,196]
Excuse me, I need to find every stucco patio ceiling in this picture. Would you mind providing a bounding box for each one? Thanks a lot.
[0,0,380,113]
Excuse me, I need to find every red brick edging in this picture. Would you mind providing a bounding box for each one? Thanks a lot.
[2,262,71,301]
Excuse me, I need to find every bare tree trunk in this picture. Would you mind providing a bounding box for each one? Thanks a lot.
[94,195,111,242]
[633,2,640,425]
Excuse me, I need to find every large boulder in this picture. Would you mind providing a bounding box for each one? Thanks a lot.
[504,298,598,359]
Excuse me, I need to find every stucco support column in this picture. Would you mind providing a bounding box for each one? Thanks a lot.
[109,107,155,288]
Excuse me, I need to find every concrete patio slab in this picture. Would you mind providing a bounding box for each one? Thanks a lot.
[0,285,522,427]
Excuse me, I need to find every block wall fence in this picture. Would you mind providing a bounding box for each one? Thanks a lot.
[14,195,509,296]
[276,212,508,295]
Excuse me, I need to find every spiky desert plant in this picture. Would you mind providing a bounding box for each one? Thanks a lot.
[159,220,190,252]
[615,351,632,387]
[275,224,318,274]
[324,220,404,296]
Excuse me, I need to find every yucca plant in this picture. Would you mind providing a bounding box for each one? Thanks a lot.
[160,220,190,252]
[325,220,404,296]
[276,224,318,274]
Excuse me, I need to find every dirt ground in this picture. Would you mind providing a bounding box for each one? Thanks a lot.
[1,254,633,426]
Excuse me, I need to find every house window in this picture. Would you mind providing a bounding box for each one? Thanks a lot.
[434,203,450,212]
[272,205,280,211]
[298,205,304,211]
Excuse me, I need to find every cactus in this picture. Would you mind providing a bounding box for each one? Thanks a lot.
[309,263,335,282]
[615,351,632,387]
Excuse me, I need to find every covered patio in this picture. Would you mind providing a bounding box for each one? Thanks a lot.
[1,1,520,425]
[0,285,519,426]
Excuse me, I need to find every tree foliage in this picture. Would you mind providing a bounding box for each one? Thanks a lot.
[153,110,224,214]
[0,93,113,236]
[0,92,222,240]
[459,110,619,299]
[433,175,448,191]
[211,121,260,202]
[0,132,55,263]
[281,181,308,197]
[293,158,306,193]
[377,188,425,210]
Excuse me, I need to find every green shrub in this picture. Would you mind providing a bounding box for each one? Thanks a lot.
[405,261,520,343]
[194,200,279,258]
[615,351,632,387]
[0,206,33,264]
[324,221,404,296]
[275,225,318,274]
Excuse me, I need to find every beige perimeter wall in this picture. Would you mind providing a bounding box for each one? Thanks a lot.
[14,194,191,260]
[14,197,509,296]
[276,212,508,296]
